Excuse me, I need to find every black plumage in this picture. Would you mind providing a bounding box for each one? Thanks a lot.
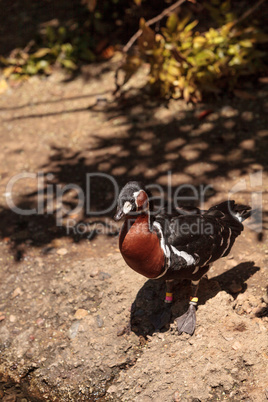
[115,181,252,335]
[154,200,251,280]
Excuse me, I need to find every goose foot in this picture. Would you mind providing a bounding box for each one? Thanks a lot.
[175,303,197,335]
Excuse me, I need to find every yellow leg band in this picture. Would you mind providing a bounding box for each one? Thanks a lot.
[165,292,173,303]
[190,297,198,303]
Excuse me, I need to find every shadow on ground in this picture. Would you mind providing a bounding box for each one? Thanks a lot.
[130,261,260,337]
[0,84,267,259]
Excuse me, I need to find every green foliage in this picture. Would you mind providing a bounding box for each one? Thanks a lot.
[0,24,96,80]
[120,1,267,102]
[1,0,266,97]
[0,0,132,80]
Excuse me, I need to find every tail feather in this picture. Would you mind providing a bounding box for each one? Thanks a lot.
[208,200,251,221]
[207,200,252,236]
[232,203,252,222]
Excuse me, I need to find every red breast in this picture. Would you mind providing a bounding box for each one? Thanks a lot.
[119,214,165,278]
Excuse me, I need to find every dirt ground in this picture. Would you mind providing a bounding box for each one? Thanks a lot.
[0,62,268,401]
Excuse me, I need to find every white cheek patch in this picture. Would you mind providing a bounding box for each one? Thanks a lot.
[123,201,132,214]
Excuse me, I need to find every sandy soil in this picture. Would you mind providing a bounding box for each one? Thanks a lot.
[0,63,267,401]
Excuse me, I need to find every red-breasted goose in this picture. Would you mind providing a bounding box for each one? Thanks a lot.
[114,181,252,335]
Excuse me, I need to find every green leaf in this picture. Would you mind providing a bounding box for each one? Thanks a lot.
[46,26,56,44]
[0,56,9,65]
[3,66,15,77]
[166,13,179,34]
[36,60,49,70]
[61,43,73,56]
[239,40,253,48]
[167,64,179,77]
[25,64,38,75]
[177,15,191,32]
[184,20,198,33]
[193,35,206,49]
[195,49,215,65]
[80,48,96,62]
[32,48,51,58]
[60,59,77,70]
[58,26,67,42]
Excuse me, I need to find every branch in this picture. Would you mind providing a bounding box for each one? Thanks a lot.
[231,0,267,29]
[123,0,188,53]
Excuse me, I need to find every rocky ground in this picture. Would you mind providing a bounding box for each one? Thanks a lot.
[0,63,267,401]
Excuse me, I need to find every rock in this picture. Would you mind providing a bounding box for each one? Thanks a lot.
[0,314,5,321]
[57,248,68,256]
[232,341,242,350]
[107,385,118,394]
[9,314,16,323]
[68,321,80,339]
[96,315,104,328]
[262,292,268,304]
[89,268,99,277]
[13,327,34,359]
[99,272,111,280]
[74,309,88,319]
[11,286,23,298]
[243,352,256,366]
[36,318,45,326]
[247,294,258,307]
[174,391,181,401]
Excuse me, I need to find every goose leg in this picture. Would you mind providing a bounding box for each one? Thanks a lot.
[176,280,200,335]
[165,279,174,303]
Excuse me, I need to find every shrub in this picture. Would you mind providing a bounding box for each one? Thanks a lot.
[118,1,267,101]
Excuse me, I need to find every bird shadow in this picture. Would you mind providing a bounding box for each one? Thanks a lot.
[129,261,260,337]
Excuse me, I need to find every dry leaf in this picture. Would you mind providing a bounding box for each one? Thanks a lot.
[0,79,8,94]
[198,109,213,120]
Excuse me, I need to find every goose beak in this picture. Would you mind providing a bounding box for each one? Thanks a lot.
[114,208,125,221]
